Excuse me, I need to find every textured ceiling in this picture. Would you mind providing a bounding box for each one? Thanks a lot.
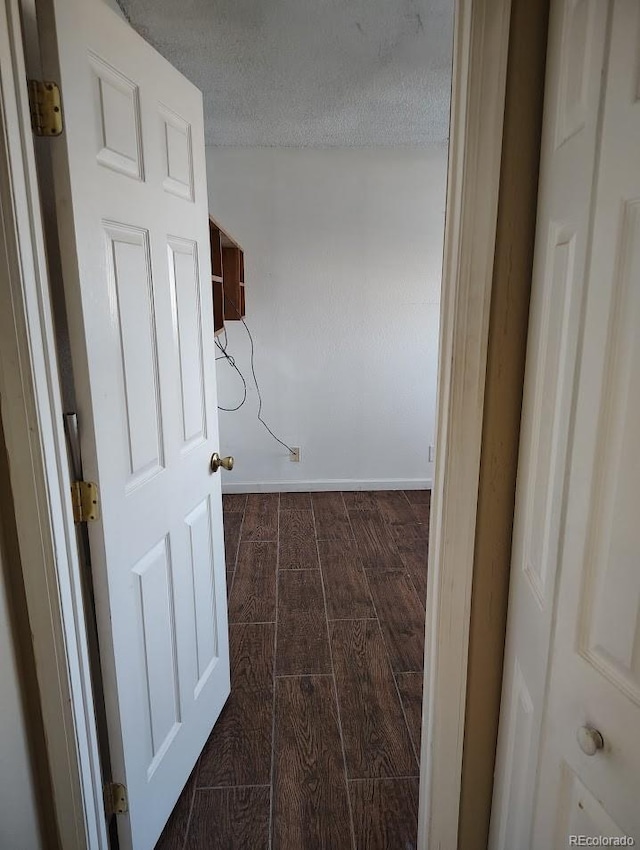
[119,0,454,147]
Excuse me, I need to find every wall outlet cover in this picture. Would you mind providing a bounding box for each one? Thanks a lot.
[289,447,301,462]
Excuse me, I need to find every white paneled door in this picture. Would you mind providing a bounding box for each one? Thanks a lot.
[492,0,640,846]
[489,0,609,844]
[38,1,230,848]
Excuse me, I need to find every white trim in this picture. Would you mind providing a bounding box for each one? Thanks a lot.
[0,1,107,848]
[222,478,433,494]
[418,0,512,847]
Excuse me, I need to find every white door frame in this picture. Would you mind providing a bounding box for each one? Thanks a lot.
[0,0,107,847]
[0,0,512,846]
[418,0,512,845]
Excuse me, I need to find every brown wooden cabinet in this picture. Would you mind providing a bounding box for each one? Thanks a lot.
[209,216,245,336]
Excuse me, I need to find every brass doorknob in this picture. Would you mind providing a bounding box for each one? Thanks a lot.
[577,725,604,756]
[210,453,234,473]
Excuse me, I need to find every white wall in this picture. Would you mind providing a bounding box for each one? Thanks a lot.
[0,527,42,850]
[206,147,447,492]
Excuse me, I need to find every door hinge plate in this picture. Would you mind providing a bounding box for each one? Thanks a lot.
[71,480,100,523]
[104,782,128,817]
[27,80,63,137]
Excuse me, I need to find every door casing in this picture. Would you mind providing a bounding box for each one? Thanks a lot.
[0,0,107,846]
[0,0,538,846]
[458,0,550,847]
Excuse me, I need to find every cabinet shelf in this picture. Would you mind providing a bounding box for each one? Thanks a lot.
[209,216,246,337]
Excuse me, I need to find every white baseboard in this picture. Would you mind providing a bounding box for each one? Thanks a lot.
[221,478,433,494]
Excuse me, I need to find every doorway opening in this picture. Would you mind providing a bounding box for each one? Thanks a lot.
[127,1,454,846]
[3,4,528,846]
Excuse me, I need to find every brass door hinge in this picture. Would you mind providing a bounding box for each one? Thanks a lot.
[27,80,63,137]
[71,480,100,523]
[104,782,128,817]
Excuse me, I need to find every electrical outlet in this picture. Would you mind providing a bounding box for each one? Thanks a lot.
[428,444,435,463]
[289,446,301,462]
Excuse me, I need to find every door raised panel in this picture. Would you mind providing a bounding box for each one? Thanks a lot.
[554,765,627,843]
[519,225,578,606]
[167,237,207,451]
[104,222,164,486]
[185,497,219,696]
[579,200,640,706]
[159,104,194,201]
[90,53,144,180]
[555,0,598,148]
[132,537,181,779]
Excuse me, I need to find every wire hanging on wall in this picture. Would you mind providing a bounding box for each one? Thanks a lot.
[214,338,247,412]
[215,297,294,455]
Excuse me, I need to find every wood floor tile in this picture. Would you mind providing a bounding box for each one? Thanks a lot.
[349,778,419,850]
[366,571,425,672]
[388,521,428,543]
[197,623,274,787]
[228,542,277,623]
[312,492,353,541]
[394,672,423,758]
[155,765,197,850]
[411,502,431,525]
[280,492,312,510]
[278,509,315,544]
[224,511,243,571]
[198,700,270,787]
[276,570,331,675]
[273,676,353,850]
[348,510,404,570]
[318,539,375,620]
[223,493,247,513]
[241,493,279,542]
[276,613,330,677]
[278,538,320,570]
[228,621,275,691]
[342,491,378,510]
[330,620,416,779]
[404,491,431,527]
[404,489,431,506]
[185,786,270,850]
[396,538,429,607]
[373,490,419,527]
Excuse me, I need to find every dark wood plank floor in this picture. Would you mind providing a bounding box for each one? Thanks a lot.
[156,490,429,850]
